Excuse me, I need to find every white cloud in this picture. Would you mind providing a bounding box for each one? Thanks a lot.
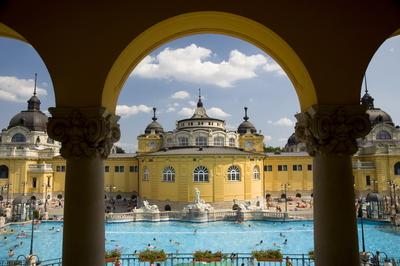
[166,107,176,113]
[116,104,152,118]
[132,44,269,88]
[278,138,288,142]
[207,107,231,118]
[389,47,395,53]
[264,135,272,142]
[0,76,47,102]
[272,117,295,127]
[173,102,179,107]
[171,90,190,99]
[178,107,195,116]
[263,59,286,76]
[188,100,197,107]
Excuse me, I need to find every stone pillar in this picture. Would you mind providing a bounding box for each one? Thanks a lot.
[48,108,120,266]
[295,105,370,266]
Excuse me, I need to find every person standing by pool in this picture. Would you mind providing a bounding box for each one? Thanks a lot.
[285,256,292,266]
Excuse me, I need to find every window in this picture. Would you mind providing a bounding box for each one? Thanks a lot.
[195,136,208,146]
[32,177,37,188]
[129,166,138,172]
[278,165,288,171]
[162,166,175,182]
[395,162,400,175]
[307,164,312,171]
[105,166,110,172]
[166,138,173,146]
[115,166,124,173]
[143,168,149,181]
[293,165,303,171]
[178,137,189,146]
[213,136,225,146]
[376,130,391,140]
[229,138,235,147]
[193,166,209,182]
[227,165,241,181]
[0,165,9,179]
[264,165,273,171]
[253,166,260,180]
[366,175,371,186]
[11,133,26,143]
[56,165,66,172]
[47,176,51,187]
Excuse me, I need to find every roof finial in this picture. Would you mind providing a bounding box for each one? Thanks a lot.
[243,107,249,121]
[152,107,157,121]
[364,74,368,94]
[33,73,37,96]
[197,88,203,107]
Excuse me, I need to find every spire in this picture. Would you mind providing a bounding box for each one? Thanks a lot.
[197,88,203,107]
[361,74,374,109]
[152,107,157,121]
[33,73,37,96]
[27,73,41,111]
[243,107,249,121]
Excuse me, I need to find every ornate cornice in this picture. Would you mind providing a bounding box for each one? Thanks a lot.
[47,107,120,159]
[295,105,371,156]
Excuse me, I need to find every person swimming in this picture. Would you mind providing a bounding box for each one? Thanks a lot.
[283,239,288,245]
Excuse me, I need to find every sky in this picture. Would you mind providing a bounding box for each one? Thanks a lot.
[0,34,400,152]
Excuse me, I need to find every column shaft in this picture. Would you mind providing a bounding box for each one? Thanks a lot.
[313,153,359,265]
[62,157,105,266]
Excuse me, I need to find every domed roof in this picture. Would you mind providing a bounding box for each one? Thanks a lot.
[145,108,164,134]
[366,108,394,126]
[366,192,383,202]
[8,92,48,132]
[237,107,257,134]
[287,133,300,146]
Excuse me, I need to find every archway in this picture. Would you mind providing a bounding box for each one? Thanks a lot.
[0,165,9,179]
[103,11,316,113]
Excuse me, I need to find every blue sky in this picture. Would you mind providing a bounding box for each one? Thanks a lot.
[0,34,399,152]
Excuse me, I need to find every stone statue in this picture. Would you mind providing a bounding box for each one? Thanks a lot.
[194,188,201,203]
[133,200,159,213]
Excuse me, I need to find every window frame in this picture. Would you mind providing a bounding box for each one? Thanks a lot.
[193,166,209,182]
[162,166,176,182]
[227,165,241,181]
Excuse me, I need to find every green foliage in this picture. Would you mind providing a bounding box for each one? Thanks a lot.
[251,250,283,261]
[138,249,167,262]
[115,146,126,154]
[263,145,282,153]
[193,250,227,261]
[308,250,314,259]
[105,249,121,259]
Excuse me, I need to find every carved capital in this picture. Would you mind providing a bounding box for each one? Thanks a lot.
[47,107,120,159]
[295,105,371,156]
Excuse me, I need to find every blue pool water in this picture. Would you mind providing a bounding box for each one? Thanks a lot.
[0,220,399,260]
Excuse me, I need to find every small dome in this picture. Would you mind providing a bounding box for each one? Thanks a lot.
[287,133,300,146]
[366,192,383,202]
[366,108,394,126]
[145,108,164,134]
[237,107,257,134]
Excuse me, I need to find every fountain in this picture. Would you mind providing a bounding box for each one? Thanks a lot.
[182,188,214,222]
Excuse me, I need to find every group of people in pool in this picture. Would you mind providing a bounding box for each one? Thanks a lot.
[1,224,62,258]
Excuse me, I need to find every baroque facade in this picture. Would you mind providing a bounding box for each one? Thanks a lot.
[0,89,399,210]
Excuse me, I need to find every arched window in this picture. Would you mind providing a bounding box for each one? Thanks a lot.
[162,166,175,182]
[229,138,235,147]
[376,130,392,140]
[213,136,225,146]
[0,165,9,179]
[195,136,208,146]
[11,133,26,143]
[395,162,400,175]
[166,138,173,146]
[143,168,149,181]
[253,166,260,180]
[227,165,241,181]
[47,137,54,144]
[193,166,209,182]
[178,137,189,146]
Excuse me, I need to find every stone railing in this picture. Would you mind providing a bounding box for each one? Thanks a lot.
[105,209,289,223]
[28,164,54,172]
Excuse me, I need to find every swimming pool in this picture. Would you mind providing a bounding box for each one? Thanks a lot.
[0,220,399,261]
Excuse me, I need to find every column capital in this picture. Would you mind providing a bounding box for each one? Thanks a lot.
[47,107,120,159]
[295,105,371,156]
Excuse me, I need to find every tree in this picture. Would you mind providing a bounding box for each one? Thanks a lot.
[264,145,282,153]
[115,146,126,154]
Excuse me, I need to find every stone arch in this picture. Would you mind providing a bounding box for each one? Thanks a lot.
[0,165,9,179]
[394,162,400,176]
[103,11,316,113]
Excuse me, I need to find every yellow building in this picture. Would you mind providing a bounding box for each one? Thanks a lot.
[0,88,399,209]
